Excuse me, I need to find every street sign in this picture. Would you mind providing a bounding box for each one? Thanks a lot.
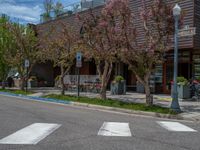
[76,52,82,61]
[76,52,82,68]
[76,61,82,68]
[178,26,196,37]
[24,59,30,68]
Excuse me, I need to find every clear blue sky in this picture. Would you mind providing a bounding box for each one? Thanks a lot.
[0,0,80,24]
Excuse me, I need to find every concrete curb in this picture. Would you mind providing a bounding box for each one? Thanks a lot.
[0,92,72,105]
[0,92,198,122]
[71,102,192,121]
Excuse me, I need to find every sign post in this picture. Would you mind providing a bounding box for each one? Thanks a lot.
[24,59,29,94]
[76,52,82,97]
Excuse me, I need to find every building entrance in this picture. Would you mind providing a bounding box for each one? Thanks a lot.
[163,62,191,94]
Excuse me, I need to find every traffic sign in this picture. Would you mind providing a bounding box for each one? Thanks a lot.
[25,59,29,68]
[178,26,196,37]
[76,52,82,68]
[76,52,82,61]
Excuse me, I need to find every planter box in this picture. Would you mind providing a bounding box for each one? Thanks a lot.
[111,81,126,95]
[13,79,26,88]
[177,84,190,99]
[28,80,38,88]
[171,84,191,99]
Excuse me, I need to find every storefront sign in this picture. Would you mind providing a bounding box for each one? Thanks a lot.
[178,26,196,37]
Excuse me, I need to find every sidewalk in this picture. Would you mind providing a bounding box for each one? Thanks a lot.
[28,88,200,121]
[1,87,200,121]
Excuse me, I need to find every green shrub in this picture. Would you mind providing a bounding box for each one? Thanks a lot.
[113,76,124,83]
[197,76,200,82]
[177,76,188,85]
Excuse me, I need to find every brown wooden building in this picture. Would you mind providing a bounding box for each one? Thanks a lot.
[35,0,200,93]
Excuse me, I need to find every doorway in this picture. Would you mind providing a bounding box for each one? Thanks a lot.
[163,62,191,94]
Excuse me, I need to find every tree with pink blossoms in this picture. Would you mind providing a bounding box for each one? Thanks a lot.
[38,22,78,95]
[79,4,122,99]
[108,0,176,106]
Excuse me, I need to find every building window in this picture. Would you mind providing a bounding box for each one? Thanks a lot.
[193,55,200,79]
[155,65,163,84]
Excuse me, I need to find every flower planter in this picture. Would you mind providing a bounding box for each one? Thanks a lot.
[171,84,191,99]
[111,80,126,95]
[177,84,191,99]
[28,80,38,88]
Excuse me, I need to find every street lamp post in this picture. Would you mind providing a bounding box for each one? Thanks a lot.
[171,4,181,112]
[24,59,29,94]
[23,28,29,94]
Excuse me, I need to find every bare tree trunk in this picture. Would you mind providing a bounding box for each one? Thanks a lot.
[100,69,107,99]
[144,73,153,106]
[18,68,25,91]
[61,76,65,95]
[144,83,153,106]
[100,81,107,99]
[136,73,153,106]
[60,66,65,95]
[2,80,6,89]
[99,61,113,100]
[20,78,25,91]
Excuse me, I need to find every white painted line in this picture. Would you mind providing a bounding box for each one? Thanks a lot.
[157,121,197,132]
[98,122,132,137]
[0,123,61,145]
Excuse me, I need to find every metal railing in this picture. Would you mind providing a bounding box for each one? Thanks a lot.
[40,0,106,23]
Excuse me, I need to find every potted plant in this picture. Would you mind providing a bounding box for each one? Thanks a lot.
[175,77,190,99]
[111,76,126,95]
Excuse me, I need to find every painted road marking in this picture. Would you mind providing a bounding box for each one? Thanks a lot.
[98,122,132,137]
[0,123,61,145]
[157,121,197,132]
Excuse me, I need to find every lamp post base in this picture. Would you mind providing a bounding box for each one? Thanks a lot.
[171,94,181,113]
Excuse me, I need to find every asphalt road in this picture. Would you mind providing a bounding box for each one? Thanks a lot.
[0,95,200,150]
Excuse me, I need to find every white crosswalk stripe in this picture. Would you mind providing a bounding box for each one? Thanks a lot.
[98,122,132,137]
[157,121,197,132]
[0,123,61,145]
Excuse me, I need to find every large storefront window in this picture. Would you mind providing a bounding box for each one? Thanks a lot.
[155,65,163,83]
[193,55,200,79]
[153,65,163,93]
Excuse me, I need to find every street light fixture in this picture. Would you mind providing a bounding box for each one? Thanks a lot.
[173,4,181,16]
[171,4,181,112]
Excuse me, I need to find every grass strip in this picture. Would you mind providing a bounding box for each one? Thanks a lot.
[0,89,33,95]
[44,94,177,115]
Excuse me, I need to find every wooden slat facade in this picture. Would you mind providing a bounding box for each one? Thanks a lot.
[36,0,199,93]
[194,0,200,51]
[37,0,196,50]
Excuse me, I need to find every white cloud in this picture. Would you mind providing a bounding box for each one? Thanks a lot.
[0,1,43,24]
[0,0,80,24]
